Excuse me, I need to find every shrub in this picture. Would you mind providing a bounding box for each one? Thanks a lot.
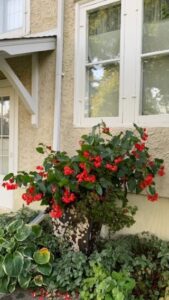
[3,123,164,233]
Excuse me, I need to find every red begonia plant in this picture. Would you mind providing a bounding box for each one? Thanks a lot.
[2,123,165,233]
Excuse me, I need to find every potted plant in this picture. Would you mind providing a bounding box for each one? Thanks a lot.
[3,123,165,253]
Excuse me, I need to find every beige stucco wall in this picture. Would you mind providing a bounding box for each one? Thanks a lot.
[7,52,56,211]
[30,0,57,33]
[60,0,169,240]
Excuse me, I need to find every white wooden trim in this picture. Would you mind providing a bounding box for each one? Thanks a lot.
[0,0,30,39]
[0,84,18,209]
[0,57,35,114]
[31,53,39,127]
[0,37,56,56]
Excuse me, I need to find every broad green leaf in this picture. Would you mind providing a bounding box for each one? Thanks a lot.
[0,256,5,278]
[3,251,24,277]
[15,225,32,241]
[37,263,52,276]
[7,219,24,233]
[31,224,42,238]
[33,248,50,265]
[18,273,31,289]
[3,173,14,181]
[0,276,10,293]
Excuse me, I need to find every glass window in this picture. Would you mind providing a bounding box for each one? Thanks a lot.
[0,97,10,175]
[142,0,169,115]
[0,0,24,34]
[85,3,121,118]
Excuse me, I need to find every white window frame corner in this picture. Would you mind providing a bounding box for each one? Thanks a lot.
[0,0,30,39]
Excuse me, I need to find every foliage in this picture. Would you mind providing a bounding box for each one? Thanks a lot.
[45,251,88,294]
[88,233,169,300]
[80,263,135,300]
[3,123,164,236]
[0,211,59,294]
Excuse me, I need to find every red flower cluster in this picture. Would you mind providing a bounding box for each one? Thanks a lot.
[2,181,18,190]
[93,156,102,168]
[158,166,165,176]
[76,163,96,183]
[147,193,158,202]
[135,143,145,152]
[114,156,123,164]
[49,204,63,218]
[64,166,74,175]
[140,174,153,190]
[22,186,43,205]
[106,164,118,172]
[36,166,47,178]
[141,128,148,141]
[62,189,76,204]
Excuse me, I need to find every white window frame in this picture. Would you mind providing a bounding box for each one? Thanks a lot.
[74,0,169,128]
[0,0,30,39]
[0,80,18,210]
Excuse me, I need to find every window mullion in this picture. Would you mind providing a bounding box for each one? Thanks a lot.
[121,0,139,124]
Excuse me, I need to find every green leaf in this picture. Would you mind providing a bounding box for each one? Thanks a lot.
[33,275,43,286]
[37,263,52,276]
[3,173,14,181]
[36,146,44,154]
[33,248,50,265]
[128,178,136,192]
[23,246,36,258]
[8,278,16,293]
[18,273,31,289]
[7,219,24,233]
[0,256,5,278]
[95,184,103,196]
[15,225,32,241]
[3,251,24,277]
[31,224,42,238]
[0,276,10,293]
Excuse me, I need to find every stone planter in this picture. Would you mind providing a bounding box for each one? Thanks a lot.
[52,207,101,254]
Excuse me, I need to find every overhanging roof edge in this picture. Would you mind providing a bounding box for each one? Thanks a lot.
[0,36,56,56]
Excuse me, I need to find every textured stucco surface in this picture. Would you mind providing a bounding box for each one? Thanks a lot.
[6,52,56,210]
[30,0,57,33]
[61,0,169,197]
[59,0,169,238]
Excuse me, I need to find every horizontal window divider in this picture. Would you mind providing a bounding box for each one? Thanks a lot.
[85,58,120,67]
[141,49,169,59]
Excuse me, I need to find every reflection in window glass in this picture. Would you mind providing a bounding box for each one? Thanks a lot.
[143,0,169,53]
[4,0,23,32]
[0,97,9,174]
[88,4,121,62]
[85,64,119,117]
[142,56,169,115]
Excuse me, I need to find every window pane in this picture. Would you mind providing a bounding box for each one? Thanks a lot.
[142,56,169,115]
[0,97,9,174]
[4,0,24,32]
[85,63,119,117]
[143,0,169,53]
[88,4,121,62]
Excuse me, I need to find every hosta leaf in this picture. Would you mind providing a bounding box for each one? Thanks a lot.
[0,256,5,278]
[33,248,50,265]
[18,273,31,289]
[31,224,42,238]
[0,276,10,293]
[15,225,32,241]
[7,219,24,233]
[33,275,43,286]
[3,251,24,277]
[37,263,52,276]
